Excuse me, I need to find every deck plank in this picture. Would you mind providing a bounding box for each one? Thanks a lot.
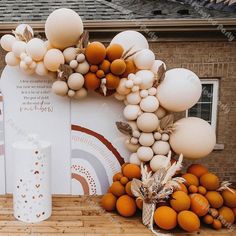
[0,195,235,235]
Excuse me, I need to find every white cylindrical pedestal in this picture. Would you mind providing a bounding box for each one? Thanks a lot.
[12,137,51,223]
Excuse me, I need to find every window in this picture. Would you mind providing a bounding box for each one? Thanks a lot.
[186,79,219,131]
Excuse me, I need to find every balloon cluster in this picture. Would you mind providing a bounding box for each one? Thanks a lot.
[0,8,216,164]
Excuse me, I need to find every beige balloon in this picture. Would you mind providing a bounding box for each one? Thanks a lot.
[157,68,202,112]
[169,117,216,159]
[44,49,65,72]
[45,8,83,50]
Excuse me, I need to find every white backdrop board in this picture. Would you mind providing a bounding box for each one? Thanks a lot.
[0,92,5,194]
[1,66,71,194]
[71,92,129,195]
[0,66,129,195]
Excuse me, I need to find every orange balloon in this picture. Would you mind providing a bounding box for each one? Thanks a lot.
[85,42,106,65]
[116,195,136,217]
[187,164,208,178]
[84,72,100,90]
[123,164,141,180]
[177,210,200,232]
[190,193,209,217]
[182,173,199,187]
[154,206,177,230]
[200,173,220,191]
[105,73,120,89]
[125,181,134,197]
[170,191,191,212]
[106,44,124,62]
[110,181,125,197]
[101,193,117,211]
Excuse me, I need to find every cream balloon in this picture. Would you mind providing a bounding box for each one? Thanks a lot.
[26,38,47,61]
[135,70,154,90]
[44,49,65,72]
[139,133,155,147]
[63,47,77,63]
[123,105,141,120]
[35,62,48,76]
[140,95,159,112]
[152,141,170,155]
[75,60,90,74]
[0,34,16,51]
[74,88,88,99]
[137,146,153,162]
[116,78,131,95]
[137,113,159,132]
[169,117,216,159]
[45,8,83,50]
[5,52,20,66]
[52,80,68,96]
[150,155,168,172]
[67,73,84,90]
[12,41,27,57]
[129,153,141,166]
[110,30,149,56]
[157,68,202,112]
[126,92,141,105]
[134,49,155,70]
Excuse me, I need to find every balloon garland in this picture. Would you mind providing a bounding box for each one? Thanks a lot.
[1,7,232,234]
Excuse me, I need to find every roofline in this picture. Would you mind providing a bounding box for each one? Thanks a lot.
[0,18,236,34]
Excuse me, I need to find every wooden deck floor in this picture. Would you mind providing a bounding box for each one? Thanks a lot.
[0,195,235,236]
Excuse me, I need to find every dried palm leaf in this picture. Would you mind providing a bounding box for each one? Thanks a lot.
[153,63,166,88]
[57,64,73,80]
[12,26,33,42]
[115,121,133,136]
[218,181,234,193]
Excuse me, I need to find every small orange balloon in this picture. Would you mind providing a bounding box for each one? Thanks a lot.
[90,65,98,73]
[122,59,137,77]
[96,69,105,78]
[189,185,198,193]
[110,59,126,75]
[105,73,120,89]
[212,219,222,230]
[99,59,110,74]
[136,198,143,210]
[101,193,117,211]
[112,172,123,182]
[84,72,100,90]
[110,181,125,197]
[125,181,134,197]
[182,173,199,187]
[203,214,214,224]
[198,186,207,195]
[120,176,129,185]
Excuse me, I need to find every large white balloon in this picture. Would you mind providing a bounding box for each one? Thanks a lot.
[169,117,216,159]
[157,68,202,112]
[0,34,16,51]
[45,8,83,50]
[110,31,149,55]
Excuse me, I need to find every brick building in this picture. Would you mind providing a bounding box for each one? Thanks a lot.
[0,0,236,185]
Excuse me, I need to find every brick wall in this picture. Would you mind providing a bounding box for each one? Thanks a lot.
[150,41,236,185]
[0,40,235,185]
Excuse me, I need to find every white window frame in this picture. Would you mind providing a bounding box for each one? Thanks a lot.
[186,79,219,131]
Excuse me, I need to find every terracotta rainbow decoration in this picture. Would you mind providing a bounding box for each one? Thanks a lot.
[1,7,232,234]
